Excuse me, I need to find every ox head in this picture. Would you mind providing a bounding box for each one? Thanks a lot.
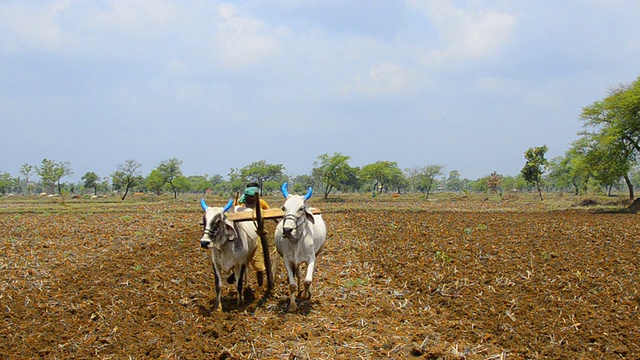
[279,183,315,239]
[200,199,236,249]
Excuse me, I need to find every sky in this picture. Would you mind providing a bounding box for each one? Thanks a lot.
[1,0,639,183]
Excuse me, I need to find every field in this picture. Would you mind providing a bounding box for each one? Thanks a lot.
[1,193,639,359]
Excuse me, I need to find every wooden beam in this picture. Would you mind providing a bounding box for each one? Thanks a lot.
[225,207,322,222]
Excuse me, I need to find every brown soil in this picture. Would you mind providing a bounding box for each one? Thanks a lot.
[1,197,639,359]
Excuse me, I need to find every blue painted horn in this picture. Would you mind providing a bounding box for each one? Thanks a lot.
[201,198,233,212]
[304,187,313,200]
[281,182,289,198]
[222,199,233,212]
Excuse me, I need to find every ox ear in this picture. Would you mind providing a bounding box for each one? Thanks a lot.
[304,187,313,200]
[223,219,238,239]
[200,198,208,211]
[305,208,316,224]
[281,182,290,199]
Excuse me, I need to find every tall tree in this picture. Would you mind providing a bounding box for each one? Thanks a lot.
[238,160,285,192]
[112,160,143,200]
[360,161,403,194]
[155,158,183,199]
[37,158,73,195]
[313,152,351,199]
[417,164,445,199]
[20,164,35,195]
[521,145,548,200]
[82,172,100,195]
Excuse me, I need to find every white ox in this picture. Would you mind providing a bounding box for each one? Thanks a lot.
[200,199,258,312]
[275,183,327,311]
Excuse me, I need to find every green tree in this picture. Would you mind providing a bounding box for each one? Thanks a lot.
[145,169,165,195]
[361,161,403,194]
[445,170,464,192]
[82,172,100,195]
[37,158,73,195]
[580,76,640,199]
[416,164,445,199]
[313,152,352,199]
[112,160,143,200]
[521,145,548,200]
[0,171,13,194]
[155,158,183,199]
[238,160,285,193]
[20,164,35,195]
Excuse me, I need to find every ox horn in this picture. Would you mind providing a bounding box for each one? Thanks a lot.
[200,198,208,211]
[222,199,234,212]
[281,182,290,198]
[304,187,313,200]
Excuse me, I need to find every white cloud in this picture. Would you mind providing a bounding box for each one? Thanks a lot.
[408,0,516,66]
[340,62,411,98]
[212,3,282,69]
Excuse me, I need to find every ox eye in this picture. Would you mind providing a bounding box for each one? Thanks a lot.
[299,206,305,212]
[281,206,286,211]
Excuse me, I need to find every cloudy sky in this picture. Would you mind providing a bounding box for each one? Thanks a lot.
[1,0,639,183]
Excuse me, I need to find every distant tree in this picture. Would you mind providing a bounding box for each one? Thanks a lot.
[145,169,165,195]
[313,152,352,199]
[112,160,143,200]
[487,171,503,196]
[239,160,285,192]
[445,170,464,192]
[20,164,35,195]
[82,172,100,195]
[155,158,184,199]
[405,165,422,192]
[416,164,445,199]
[0,171,13,194]
[173,176,192,194]
[521,145,548,200]
[361,161,404,194]
[37,158,73,195]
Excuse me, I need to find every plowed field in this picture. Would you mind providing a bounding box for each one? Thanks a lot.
[1,195,639,359]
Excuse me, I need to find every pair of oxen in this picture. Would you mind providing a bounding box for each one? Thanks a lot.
[199,182,326,312]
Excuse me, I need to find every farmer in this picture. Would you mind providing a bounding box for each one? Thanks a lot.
[231,182,269,287]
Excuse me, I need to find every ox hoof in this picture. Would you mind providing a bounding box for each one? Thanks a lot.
[288,301,298,312]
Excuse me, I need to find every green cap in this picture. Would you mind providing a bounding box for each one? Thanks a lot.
[244,186,259,196]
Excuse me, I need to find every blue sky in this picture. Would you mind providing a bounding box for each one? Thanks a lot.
[1,0,639,183]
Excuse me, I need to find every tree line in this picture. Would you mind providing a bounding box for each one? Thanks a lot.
[2,75,639,200]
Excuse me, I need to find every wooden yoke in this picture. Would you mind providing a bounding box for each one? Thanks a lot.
[254,192,273,292]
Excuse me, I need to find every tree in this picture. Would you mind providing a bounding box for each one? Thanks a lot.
[405,165,421,193]
[521,145,548,200]
[20,164,35,195]
[239,160,285,192]
[360,161,404,194]
[0,171,13,194]
[82,172,100,195]
[416,164,444,199]
[487,171,503,196]
[155,158,183,199]
[313,152,351,199]
[445,170,464,192]
[112,160,143,200]
[37,158,73,195]
[580,76,640,199]
[145,169,165,195]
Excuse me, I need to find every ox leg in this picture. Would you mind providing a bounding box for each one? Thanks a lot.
[284,260,298,311]
[236,265,247,308]
[211,260,223,312]
[301,257,315,300]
